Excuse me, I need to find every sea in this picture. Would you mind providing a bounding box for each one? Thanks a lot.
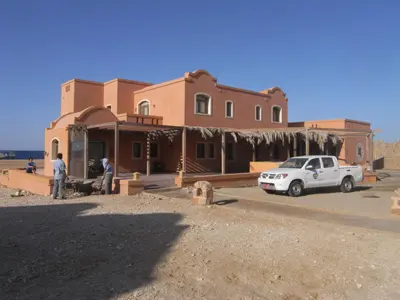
[0,150,44,160]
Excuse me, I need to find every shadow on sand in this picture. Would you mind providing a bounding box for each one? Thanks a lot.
[0,203,188,300]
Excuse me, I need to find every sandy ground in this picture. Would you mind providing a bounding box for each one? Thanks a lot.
[1,187,400,300]
[0,159,44,170]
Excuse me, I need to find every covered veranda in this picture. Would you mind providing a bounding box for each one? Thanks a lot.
[68,121,378,181]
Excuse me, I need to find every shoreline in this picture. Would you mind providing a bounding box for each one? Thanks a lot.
[0,159,44,170]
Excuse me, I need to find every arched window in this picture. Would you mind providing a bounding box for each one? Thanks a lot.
[272,106,282,123]
[138,100,150,115]
[255,105,262,121]
[194,93,212,115]
[51,138,59,160]
[225,101,233,118]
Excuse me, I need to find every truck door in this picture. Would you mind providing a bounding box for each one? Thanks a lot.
[304,158,322,188]
[318,157,339,187]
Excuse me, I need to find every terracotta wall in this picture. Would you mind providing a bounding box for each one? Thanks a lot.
[0,169,54,196]
[133,80,186,126]
[103,81,118,115]
[184,73,288,129]
[44,127,70,176]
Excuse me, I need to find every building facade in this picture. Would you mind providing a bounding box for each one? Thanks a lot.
[44,70,373,178]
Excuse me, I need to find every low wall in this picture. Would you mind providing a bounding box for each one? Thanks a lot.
[175,172,260,188]
[249,161,282,173]
[0,159,44,170]
[0,169,54,196]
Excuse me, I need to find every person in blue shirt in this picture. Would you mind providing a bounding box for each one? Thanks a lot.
[26,158,36,174]
[53,153,69,199]
[101,158,113,194]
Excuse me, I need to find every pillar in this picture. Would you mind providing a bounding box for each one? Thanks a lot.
[305,129,310,155]
[370,133,374,171]
[293,134,297,156]
[146,134,151,176]
[221,132,226,174]
[114,122,119,177]
[252,145,256,161]
[83,129,88,179]
[287,137,291,159]
[182,127,187,173]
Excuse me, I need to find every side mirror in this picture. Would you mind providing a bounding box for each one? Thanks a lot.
[305,165,314,170]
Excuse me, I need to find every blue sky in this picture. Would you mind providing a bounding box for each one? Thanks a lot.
[0,0,399,150]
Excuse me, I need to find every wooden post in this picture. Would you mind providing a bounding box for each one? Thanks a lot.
[83,129,88,179]
[182,127,187,173]
[114,122,119,177]
[305,129,310,155]
[252,145,256,161]
[365,133,369,166]
[370,133,374,171]
[293,134,297,156]
[221,132,226,174]
[146,133,150,176]
[287,137,291,159]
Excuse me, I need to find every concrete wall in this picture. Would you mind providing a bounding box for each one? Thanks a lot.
[0,169,53,195]
[0,160,44,170]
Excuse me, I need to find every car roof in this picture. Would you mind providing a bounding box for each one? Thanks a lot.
[291,155,335,159]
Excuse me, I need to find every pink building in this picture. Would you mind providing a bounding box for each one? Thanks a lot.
[44,70,373,179]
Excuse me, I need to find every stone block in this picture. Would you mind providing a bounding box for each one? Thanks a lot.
[120,179,143,196]
[391,195,400,215]
[192,181,213,205]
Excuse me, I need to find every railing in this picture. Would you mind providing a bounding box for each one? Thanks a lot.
[121,114,163,125]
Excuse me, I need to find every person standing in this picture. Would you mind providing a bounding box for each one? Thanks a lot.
[53,153,68,199]
[101,158,114,194]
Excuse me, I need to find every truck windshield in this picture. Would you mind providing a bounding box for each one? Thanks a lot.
[279,158,309,169]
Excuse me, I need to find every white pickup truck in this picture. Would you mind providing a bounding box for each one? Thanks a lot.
[258,155,364,197]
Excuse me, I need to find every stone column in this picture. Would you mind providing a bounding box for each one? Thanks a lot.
[305,129,310,155]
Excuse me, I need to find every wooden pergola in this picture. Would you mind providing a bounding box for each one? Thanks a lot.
[81,121,379,178]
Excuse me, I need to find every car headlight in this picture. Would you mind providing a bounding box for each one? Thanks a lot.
[275,173,288,180]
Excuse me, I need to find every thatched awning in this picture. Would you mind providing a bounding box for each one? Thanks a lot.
[148,125,342,150]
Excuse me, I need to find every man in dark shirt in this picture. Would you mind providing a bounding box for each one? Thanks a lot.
[26,158,36,174]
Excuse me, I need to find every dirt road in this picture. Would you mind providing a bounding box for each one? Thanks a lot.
[1,187,399,300]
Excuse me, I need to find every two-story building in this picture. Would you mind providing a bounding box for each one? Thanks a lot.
[44,69,374,179]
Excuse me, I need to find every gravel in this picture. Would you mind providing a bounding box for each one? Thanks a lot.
[0,187,400,300]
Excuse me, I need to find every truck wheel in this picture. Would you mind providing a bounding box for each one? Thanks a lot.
[288,181,303,197]
[340,177,353,193]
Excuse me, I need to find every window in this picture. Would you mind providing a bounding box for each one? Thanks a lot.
[195,93,211,115]
[196,143,206,159]
[138,100,150,115]
[132,142,142,159]
[255,105,262,121]
[106,105,111,110]
[208,143,215,159]
[150,143,159,158]
[196,142,215,159]
[225,101,233,118]
[226,142,235,161]
[306,158,321,169]
[272,106,282,123]
[322,157,335,168]
[51,139,59,160]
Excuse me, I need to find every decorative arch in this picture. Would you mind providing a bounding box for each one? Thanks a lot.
[271,105,283,123]
[137,100,150,115]
[52,106,119,129]
[184,70,217,83]
[50,138,60,160]
[194,93,212,115]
